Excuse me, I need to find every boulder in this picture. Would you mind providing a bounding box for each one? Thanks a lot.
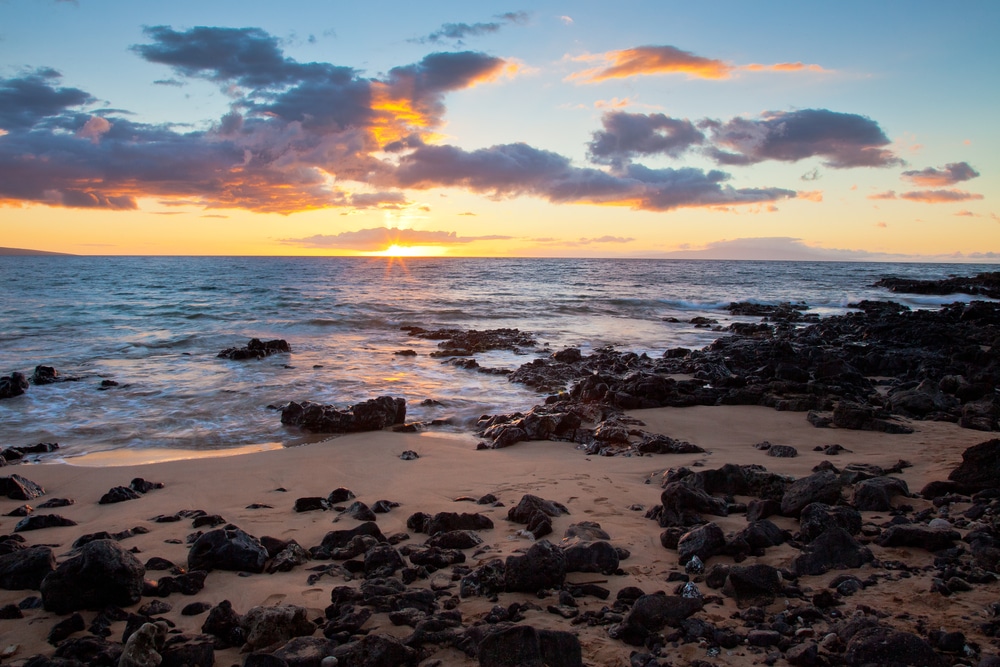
[562,541,619,575]
[0,545,56,590]
[781,470,843,517]
[610,593,703,646]
[799,503,862,543]
[723,564,782,608]
[40,539,145,614]
[792,527,873,576]
[243,604,316,651]
[875,525,960,552]
[948,439,1000,491]
[218,337,290,360]
[677,522,726,565]
[853,476,910,511]
[0,474,45,500]
[119,621,167,667]
[507,495,569,524]
[330,633,418,667]
[478,624,583,667]
[505,540,566,593]
[187,526,268,573]
[658,482,728,527]
[426,511,494,535]
[844,626,944,667]
[0,372,28,399]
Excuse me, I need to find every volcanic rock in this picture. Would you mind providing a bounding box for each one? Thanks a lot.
[40,539,145,614]
[187,526,268,573]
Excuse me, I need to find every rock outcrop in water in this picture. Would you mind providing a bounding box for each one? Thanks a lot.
[875,270,1000,300]
[471,299,1000,449]
[218,338,291,360]
[280,396,407,433]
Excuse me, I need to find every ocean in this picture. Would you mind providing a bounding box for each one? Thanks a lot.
[0,256,994,461]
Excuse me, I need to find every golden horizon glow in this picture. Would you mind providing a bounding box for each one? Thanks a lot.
[364,243,448,257]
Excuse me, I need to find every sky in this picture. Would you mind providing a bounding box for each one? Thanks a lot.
[0,0,998,260]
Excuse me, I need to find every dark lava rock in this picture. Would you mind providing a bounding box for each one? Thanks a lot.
[201,599,245,648]
[40,539,145,614]
[853,476,910,511]
[610,593,703,646]
[327,487,356,504]
[563,541,619,575]
[677,522,726,565]
[844,625,945,667]
[425,530,484,550]
[505,540,566,593]
[293,497,328,512]
[563,521,611,541]
[272,636,339,666]
[723,564,782,608]
[342,501,377,521]
[460,559,506,599]
[508,494,569,524]
[330,633,418,667]
[15,514,77,532]
[187,526,268,573]
[426,511,495,535]
[781,470,843,517]
[658,482,728,528]
[0,545,56,590]
[129,477,164,493]
[0,473,46,500]
[767,445,798,458]
[799,503,862,543]
[317,521,386,555]
[792,527,874,576]
[243,604,316,651]
[0,372,29,399]
[280,396,406,433]
[948,439,1000,491]
[875,525,960,552]
[99,485,143,504]
[218,337,290,360]
[875,272,1000,300]
[364,544,405,577]
[478,624,583,667]
[833,401,913,434]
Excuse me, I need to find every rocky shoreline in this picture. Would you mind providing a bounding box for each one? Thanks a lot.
[0,273,998,666]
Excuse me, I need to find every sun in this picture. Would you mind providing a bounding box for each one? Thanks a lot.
[367,244,447,257]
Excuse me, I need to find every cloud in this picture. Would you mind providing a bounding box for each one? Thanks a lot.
[899,189,984,203]
[0,27,517,213]
[869,190,897,200]
[559,15,573,25]
[578,235,633,244]
[567,45,828,83]
[655,237,914,261]
[568,45,731,83]
[704,109,902,168]
[954,210,977,217]
[393,141,796,211]
[587,111,704,165]
[797,190,823,202]
[414,11,529,44]
[76,115,111,143]
[280,226,513,250]
[901,161,979,186]
[0,68,94,131]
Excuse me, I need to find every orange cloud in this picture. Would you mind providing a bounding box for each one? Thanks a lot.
[868,190,897,200]
[567,46,828,83]
[899,189,984,203]
[567,45,732,83]
[741,62,827,73]
[797,190,823,202]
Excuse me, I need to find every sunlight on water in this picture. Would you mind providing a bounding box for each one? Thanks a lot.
[0,257,994,458]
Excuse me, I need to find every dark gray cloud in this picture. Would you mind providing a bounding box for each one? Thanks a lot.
[901,161,979,186]
[703,109,902,168]
[133,26,352,89]
[0,68,94,130]
[587,112,704,165]
[394,142,795,211]
[414,11,529,44]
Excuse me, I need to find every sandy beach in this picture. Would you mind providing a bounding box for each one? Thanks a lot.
[2,404,997,666]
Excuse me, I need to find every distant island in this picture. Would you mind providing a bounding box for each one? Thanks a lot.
[0,247,74,256]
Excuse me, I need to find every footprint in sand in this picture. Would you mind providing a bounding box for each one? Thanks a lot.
[261,593,286,606]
